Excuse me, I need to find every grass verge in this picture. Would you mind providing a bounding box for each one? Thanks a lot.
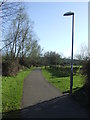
[42,66,88,109]
[41,66,85,93]
[2,68,33,113]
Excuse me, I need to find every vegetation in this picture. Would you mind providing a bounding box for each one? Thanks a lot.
[43,51,61,67]
[2,68,32,113]
[81,59,90,108]
[42,65,88,108]
[2,60,20,76]
[2,5,42,76]
[82,59,90,86]
[3,7,42,61]
[1,1,89,114]
[42,66,85,93]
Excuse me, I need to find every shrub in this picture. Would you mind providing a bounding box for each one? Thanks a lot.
[82,60,90,87]
[19,57,31,68]
[2,60,20,76]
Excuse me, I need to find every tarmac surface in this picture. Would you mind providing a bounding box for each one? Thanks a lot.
[20,68,88,118]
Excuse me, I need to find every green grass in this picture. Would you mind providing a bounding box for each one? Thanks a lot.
[2,68,33,113]
[42,66,85,93]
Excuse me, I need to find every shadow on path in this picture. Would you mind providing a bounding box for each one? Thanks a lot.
[3,94,88,119]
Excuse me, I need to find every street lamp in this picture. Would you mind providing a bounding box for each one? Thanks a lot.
[63,11,74,94]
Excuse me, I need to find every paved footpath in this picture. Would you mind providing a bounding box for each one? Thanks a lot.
[20,68,88,118]
[21,68,62,108]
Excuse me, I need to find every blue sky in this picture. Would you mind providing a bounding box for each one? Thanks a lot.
[25,2,88,57]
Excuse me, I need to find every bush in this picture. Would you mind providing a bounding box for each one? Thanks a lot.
[73,66,80,74]
[2,60,20,76]
[82,60,90,87]
[82,60,90,108]
[19,57,31,68]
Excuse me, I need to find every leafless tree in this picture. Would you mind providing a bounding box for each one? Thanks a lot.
[0,1,24,52]
[3,7,42,61]
[0,0,7,7]
[1,1,23,23]
[75,43,89,61]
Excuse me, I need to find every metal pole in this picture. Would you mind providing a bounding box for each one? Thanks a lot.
[70,14,74,94]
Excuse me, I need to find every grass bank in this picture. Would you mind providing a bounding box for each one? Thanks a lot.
[42,66,88,109]
[2,68,33,113]
[42,66,85,93]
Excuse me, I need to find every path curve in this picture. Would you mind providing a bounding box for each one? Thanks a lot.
[20,68,88,118]
[21,68,62,108]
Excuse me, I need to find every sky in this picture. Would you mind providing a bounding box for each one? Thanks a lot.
[24,2,88,58]
[1,1,88,58]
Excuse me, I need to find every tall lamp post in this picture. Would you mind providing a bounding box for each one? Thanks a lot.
[63,11,74,94]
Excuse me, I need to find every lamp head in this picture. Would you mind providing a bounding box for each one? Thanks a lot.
[63,11,74,16]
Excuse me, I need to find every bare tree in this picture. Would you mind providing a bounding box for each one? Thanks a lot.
[0,1,24,52]
[3,7,42,63]
[1,1,23,23]
[0,0,7,7]
[75,43,89,61]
